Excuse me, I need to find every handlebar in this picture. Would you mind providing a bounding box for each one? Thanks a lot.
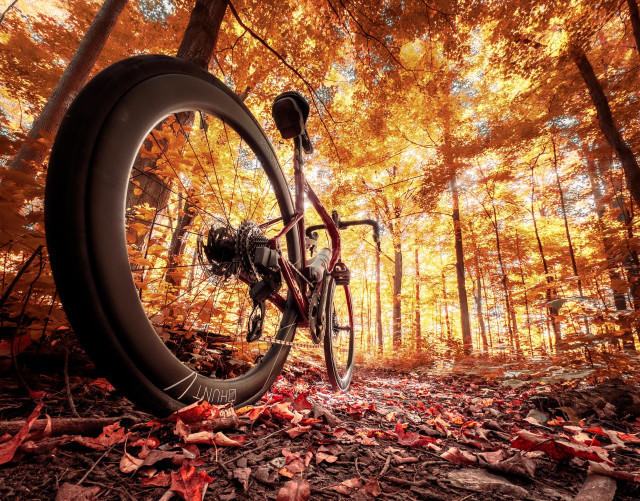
[306,218,381,250]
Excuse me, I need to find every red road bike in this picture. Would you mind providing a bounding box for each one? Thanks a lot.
[45,55,379,415]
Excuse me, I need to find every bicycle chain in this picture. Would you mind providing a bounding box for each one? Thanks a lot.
[262,336,349,353]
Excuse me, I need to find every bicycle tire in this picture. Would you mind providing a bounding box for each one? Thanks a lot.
[45,55,301,416]
[323,278,355,391]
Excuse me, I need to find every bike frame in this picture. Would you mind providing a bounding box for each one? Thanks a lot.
[260,136,347,328]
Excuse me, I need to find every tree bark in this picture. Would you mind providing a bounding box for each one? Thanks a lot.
[627,0,640,58]
[468,224,488,351]
[515,229,533,357]
[127,0,229,247]
[571,45,640,208]
[177,0,228,69]
[552,138,583,296]
[489,202,516,350]
[392,241,403,350]
[376,244,383,352]
[9,0,129,176]
[451,175,473,355]
[415,248,422,353]
[531,165,562,345]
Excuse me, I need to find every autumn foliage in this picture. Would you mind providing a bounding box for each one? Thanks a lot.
[2,0,640,382]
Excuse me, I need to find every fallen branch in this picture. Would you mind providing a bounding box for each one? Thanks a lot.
[0,415,144,437]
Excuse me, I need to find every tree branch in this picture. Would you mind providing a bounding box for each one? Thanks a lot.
[226,0,341,160]
[0,0,18,27]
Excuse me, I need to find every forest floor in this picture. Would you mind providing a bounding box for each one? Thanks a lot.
[1,341,640,501]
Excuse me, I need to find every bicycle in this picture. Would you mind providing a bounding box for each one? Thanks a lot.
[45,55,380,416]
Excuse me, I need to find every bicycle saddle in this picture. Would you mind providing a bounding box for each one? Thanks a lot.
[272,91,313,154]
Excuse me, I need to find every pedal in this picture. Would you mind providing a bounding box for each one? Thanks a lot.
[247,301,265,342]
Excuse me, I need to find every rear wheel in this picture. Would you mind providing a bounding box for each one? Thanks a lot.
[323,278,355,391]
[45,55,300,415]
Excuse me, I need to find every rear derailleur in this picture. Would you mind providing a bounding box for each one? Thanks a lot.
[200,220,282,342]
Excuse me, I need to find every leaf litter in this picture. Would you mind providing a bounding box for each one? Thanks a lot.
[1,363,640,500]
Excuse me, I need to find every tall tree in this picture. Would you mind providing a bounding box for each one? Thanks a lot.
[9,0,129,176]
[571,45,640,208]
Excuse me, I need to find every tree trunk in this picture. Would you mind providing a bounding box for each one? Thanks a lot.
[552,138,583,296]
[584,143,634,347]
[468,223,488,351]
[376,244,383,352]
[415,248,422,353]
[571,45,640,208]
[490,203,516,350]
[515,229,533,356]
[177,0,228,69]
[531,165,562,345]
[627,0,640,58]
[442,269,451,341]
[9,0,129,176]
[128,0,229,248]
[451,175,473,355]
[393,241,403,350]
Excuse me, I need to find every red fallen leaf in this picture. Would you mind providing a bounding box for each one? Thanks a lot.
[346,404,364,420]
[588,461,640,482]
[462,428,495,450]
[292,393,313,412]
[316,451,338,464]
[286,425,311,438]
[511,430,611,464]
[131,437,160,449]
[174,418,191,439]
[362,477,382,497]
[73,422,128,450]
[183,431,244,446]
[329,477,364,495]
[441,447,477,466]
[478,450,537,479]
[279,467,295,479]
[120,451,144,474]
[584,427,607,436]
[140,471,172,487]
[617,433,640,444]
[28,389,46,400]
[277,479,311,501]
[169,401,219,424]
[140,449,181,467]
[248,405,269,421]
[90,378,115,392]
[0,402,43,464]
[170,464,213,501]
[233,467,251,491]
[55,482,101,501]
[299,418,322,426]
[394,421,437,447]
[272,402,295,422]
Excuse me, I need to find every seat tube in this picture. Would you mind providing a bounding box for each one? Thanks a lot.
[293,136,307,293]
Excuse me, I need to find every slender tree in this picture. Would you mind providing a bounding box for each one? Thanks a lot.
[9,0,129,176]
[571,45,640,208]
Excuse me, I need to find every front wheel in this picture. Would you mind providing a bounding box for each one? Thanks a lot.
[323,277,355,391]
[45,55,301,415]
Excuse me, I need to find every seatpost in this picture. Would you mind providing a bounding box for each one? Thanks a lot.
[293,136,307,292]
